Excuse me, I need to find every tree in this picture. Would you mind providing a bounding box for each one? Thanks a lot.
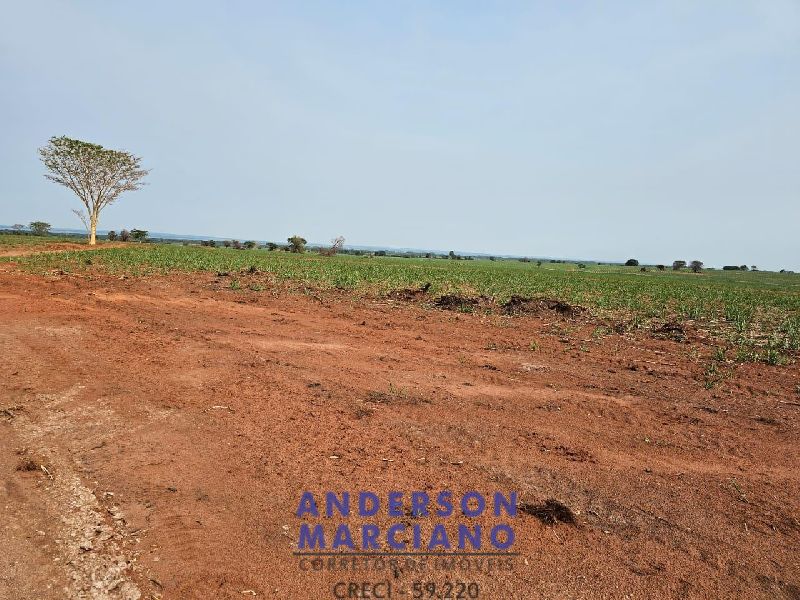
[120,229,130,242]
[39,136,149,245]
[673,260,686,271]
[29,221,51,235]
[448,250,456,260]
[739,265,748,271]
[690,260,703,273]
[625,258,639,266]
[266,242,278,251]
[288,235,307,253]
[107,230,117,241]
[231,240,242,250]
[751,265,758,272]
[11,224,24,232]
[244,240,257,249]
[656,264,666,271]
[320,236,345,257]
[130,229,148,242]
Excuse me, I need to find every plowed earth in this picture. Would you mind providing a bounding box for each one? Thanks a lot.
[0,268,798,599]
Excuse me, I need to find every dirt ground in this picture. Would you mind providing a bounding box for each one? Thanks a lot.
[0,268,798,599]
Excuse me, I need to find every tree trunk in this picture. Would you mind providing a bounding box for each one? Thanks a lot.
[89,215,97,245]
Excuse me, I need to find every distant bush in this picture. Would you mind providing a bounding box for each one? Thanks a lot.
[288,236,307,253]
[656,264,665,271]
[244,241,257,249]
[625,258,639,267]
[266,242,278,251]
[107,230,117,241]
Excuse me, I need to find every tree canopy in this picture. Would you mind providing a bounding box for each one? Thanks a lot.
[39,136,149,244]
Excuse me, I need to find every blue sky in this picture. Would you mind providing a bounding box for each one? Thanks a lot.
[1,1,798,268]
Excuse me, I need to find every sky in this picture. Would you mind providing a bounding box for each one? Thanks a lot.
[1,1,798,269]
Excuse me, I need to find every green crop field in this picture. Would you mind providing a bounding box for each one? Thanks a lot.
[0,233,87,246]
[3,236,799,363]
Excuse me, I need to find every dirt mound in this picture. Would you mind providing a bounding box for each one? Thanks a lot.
[518,499,577,525]
[652,321,686,340]
[433,294,488,311]
[502,295,585,317]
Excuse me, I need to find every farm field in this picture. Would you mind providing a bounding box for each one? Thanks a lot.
[5,237,800,364]
[0,239,798,598]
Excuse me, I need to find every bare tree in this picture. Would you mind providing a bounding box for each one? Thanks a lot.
[320,236,345,257]
[690,260,704,273]
[39,136,149,245]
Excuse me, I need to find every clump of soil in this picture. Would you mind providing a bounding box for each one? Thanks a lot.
[653,321,686,340]
[502,296,584,317]
[434,294,487,311]
[519,499,577,525]
[387,283,431,301]
[16,459,40,472]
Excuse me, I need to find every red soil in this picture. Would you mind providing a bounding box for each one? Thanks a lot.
[0,270,797,599]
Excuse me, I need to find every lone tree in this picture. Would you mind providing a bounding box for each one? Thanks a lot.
[29,221,52,235]
[130,229,148,242]
[690,260,704,273]
[39,136,149,245]
[673,260,687,271]
[625,258,639,266]
[288,235,307,253]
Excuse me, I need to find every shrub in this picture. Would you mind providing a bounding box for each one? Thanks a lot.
[107,230,117,241]
[625,259,639,266]
[288,236,307,253]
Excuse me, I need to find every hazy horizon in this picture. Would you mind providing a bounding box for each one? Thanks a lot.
[2,2,799,270]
